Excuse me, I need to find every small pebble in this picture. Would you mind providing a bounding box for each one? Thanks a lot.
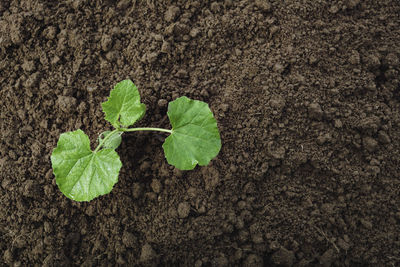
[213,255,228,266]
[122,231,136,248]
[244,254,263,267]
[363,137,378,152]
[3,249,13,264]
[273,62,285,73]
[57,96,77,113]
[366,54,381,69]
[190,28,200,38]
[309,54,318,65]
[147,52,159,63]
[308,103,323,120]
[319,248,336,266]
[271,247,295,267]
[252,233,264,244]
[165,6,180,22]
[329,5,339,14]
[19,125,33,138]
[157,99,168,108]
[177,202,190,218]
[334,119,343,128]
[378,130,390,144]
[210,2,221,13]
[140,243,157,262]
[117,0,130,10]
[150,179,162,193]
[348,50,360,65]
[360,218,373,229]
[44,26,57,40]
[269,96,286,110]
[255,0,271,12]
[101,35,113,52]
[22,60,36,73]
[24,72,40,88]
[132,183,142,199]
[385,53,399,67]
[347,0,360,8]
[161,41,171,53]
[337,238,351,250]
[317,133,331,145]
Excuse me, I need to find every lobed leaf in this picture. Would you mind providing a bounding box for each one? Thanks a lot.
[163,96,221,170]
[51,129,122,201]
[101,80,146,128]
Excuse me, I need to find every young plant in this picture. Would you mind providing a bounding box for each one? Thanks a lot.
[51,80,221,201]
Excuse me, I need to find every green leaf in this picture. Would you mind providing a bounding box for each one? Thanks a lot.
[101,80,146,128]
[163,96,221,170]
[98,130,122,150]
[51,129,122,201]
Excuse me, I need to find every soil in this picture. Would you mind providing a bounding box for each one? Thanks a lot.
[1,0,400,266]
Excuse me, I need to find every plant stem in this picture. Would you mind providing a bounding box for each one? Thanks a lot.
[94,127,172,153]
[120,127,172,134]
[94,129,120,153]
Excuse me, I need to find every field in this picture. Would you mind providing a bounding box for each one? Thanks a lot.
[1,1,400,266]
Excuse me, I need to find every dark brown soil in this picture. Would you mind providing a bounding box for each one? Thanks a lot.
[1,0,400,266]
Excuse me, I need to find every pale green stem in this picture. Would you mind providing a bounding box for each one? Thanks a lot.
[94,127,172,153]
[94,129,120,153]
[120,127,172,134]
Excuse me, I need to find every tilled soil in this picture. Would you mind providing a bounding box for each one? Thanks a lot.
[1,0,400,266]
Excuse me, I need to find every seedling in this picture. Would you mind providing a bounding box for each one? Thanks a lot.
[51,80,221,201]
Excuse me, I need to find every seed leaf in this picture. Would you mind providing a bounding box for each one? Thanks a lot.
[98,130,122,150]
[163,96,221,170]
[51,129,122,201]
[101,79,146,128]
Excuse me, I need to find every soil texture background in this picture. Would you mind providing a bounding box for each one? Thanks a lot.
[1,0,400,266]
